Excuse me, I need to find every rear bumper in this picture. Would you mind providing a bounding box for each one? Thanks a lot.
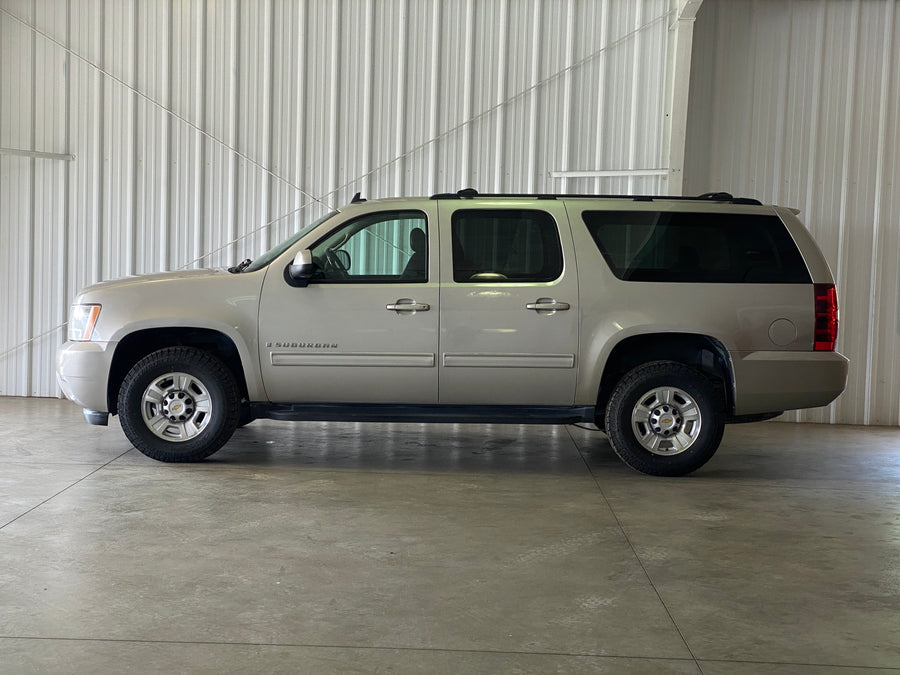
[731,350,849,415]
[56,340,116,413]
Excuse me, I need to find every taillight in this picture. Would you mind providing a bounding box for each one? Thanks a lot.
[814,283,838,351]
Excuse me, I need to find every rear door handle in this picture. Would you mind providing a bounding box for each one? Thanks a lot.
[386,299,430,312]
[526,299,570,312]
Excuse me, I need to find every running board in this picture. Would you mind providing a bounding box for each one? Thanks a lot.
[251,403,595,425]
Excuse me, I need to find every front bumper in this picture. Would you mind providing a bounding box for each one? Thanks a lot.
[56,340,116,413]
[731,349,849,415]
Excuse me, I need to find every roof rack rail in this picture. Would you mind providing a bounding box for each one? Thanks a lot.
[430,188,481,200]
[429,188,762,205]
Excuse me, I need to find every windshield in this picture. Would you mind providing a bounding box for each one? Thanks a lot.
[242,211,339,273]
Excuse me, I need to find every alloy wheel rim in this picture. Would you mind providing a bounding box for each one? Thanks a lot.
[630,386,702,455]
[140,371,213,442]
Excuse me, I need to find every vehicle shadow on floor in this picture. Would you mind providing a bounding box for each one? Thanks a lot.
[150,420,605,476]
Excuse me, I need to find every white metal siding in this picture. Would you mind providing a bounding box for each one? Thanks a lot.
[685,0,900,425]
[1,0,675,398]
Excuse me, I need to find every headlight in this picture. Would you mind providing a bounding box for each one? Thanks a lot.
[68,304,101,341]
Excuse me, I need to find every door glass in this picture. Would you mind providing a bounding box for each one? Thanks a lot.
[309,210,428,283]
[451,209,562,282]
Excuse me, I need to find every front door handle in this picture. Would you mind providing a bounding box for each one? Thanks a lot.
[526,299,570,312]
[386,299,431,312]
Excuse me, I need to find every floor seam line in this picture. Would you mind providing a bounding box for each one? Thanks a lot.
[0,635,700,661]
[566,426,703,670]
[0,449,132,531]
[1,635,895,670]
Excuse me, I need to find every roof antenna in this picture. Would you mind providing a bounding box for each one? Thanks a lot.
[351,192,367,204]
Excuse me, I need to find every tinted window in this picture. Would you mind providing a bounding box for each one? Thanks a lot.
[582,211,811,283]
[451,209,563,283]
[309,211,427,283]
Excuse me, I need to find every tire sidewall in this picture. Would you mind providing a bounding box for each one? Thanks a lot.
[605,361,724,476]
[118,347,240,462]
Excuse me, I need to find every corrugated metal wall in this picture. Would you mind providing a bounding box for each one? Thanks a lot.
[685,0,900,426]
[1,0,675,397]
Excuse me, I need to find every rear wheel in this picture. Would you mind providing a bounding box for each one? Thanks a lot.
[605,361,724,476]
[118,347,240,462]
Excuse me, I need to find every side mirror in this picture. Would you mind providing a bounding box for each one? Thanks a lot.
[287,249,316,287]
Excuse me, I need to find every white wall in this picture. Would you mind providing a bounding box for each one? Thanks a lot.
[685,0,900,426]
[0,0,676,397]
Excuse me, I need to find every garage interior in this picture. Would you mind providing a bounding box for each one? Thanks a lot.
[2,0,900,672]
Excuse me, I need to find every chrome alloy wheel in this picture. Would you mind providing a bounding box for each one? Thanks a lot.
[630,386,702,456]
[140,371,213,442]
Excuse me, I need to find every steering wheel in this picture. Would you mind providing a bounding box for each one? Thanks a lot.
[324,248,349,279]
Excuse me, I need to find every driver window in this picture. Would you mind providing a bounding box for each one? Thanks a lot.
[309,210,428,283]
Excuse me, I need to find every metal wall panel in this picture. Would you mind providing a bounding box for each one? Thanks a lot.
[1,0,35,396]
[1,0,676,398]
[685,0,900,425]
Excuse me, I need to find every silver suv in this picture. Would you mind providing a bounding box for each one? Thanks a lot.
[57,190,848,476]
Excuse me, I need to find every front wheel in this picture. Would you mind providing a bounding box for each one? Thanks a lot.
[118,347,240,462]
[605,361,724,476]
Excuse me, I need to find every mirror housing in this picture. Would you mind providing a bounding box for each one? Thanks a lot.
[287,249,316,287]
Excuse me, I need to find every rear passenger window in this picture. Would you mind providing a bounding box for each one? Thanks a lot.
[582,211,811,283]
[451,209,563,283]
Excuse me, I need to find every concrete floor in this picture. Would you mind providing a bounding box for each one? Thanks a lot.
[1,397,899,674]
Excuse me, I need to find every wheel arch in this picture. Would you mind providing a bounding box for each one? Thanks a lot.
[596,333,735,419]
[107,327,250,415]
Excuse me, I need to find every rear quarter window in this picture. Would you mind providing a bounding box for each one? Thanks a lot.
[581,210,811,283]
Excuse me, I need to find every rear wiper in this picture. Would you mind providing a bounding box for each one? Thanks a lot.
[228,259,252,274]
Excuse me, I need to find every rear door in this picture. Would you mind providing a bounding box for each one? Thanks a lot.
[437,202,579,405]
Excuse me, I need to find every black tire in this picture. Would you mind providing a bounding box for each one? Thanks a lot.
[605,361,724,476]
[118,347,240,462]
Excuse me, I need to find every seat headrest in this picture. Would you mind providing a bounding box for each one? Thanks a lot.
[409,228,426,253]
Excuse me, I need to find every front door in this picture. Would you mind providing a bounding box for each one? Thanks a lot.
[258,207,439,403]
[437,203,579,406]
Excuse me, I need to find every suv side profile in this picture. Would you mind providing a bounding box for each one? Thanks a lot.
[57,190,848,476]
